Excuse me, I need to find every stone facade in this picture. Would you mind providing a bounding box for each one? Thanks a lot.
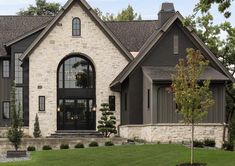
[28,2,129,136]
[119,123,227,148]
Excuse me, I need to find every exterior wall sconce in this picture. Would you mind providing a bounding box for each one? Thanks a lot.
[57,107,60,112]
[92,105,97,112]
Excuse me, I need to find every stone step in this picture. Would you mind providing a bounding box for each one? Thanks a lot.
[48,130,103,138]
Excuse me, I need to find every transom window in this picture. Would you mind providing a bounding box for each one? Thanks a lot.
[72,18,81,36]
[58,56,94,89]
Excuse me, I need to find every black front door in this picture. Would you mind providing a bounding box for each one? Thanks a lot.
[57,99,95,130]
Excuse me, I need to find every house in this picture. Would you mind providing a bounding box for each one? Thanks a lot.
[0,0,234,147]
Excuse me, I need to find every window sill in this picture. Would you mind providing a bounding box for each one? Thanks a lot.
[72,36,82,38]
[38,111,46,113]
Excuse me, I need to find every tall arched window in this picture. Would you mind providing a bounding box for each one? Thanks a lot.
[58,56,94,89]
[72,18,81,36]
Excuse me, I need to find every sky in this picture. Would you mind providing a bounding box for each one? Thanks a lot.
[0,0,234,26]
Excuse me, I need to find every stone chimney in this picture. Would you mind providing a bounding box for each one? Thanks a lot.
[158,2,175,27]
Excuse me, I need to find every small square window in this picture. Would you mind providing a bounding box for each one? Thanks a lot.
[3,101,10,119]
[109,96,115,111]
[39,96,45,111]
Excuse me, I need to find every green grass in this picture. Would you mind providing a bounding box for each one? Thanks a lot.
[1,144,235,166]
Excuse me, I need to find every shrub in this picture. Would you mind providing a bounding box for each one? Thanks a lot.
[42,145,52,150]
[33,114,41,138]
[193,140,204,148]
[133,137,146,144]
[27,146,36,151]
[74,143,84,149]
[89,141,99,147]
[60,144,69,149]
[204,139,216,147]
[105,141,114,146]
[222,141,234,151]
[157,141,161,144]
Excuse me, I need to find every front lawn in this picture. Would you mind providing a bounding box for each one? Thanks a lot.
[1,144,235,166]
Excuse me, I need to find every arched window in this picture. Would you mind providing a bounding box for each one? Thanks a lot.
[58,56,94,89]
[72,18,81,36]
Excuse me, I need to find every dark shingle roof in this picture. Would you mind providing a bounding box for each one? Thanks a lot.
[0,16,53,56]
[106,20,159,52]
[0,16,158,56]
[142,66,230,81]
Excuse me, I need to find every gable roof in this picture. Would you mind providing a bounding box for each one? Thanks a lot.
[0,16,53,57]
[110,12,235,88]
[19,0,133,61]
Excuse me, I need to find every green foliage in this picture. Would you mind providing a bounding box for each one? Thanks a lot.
[17,0,61,16]
[27,146,36,151]
[74,143,84,149]
[89,141,99,147]
[105,141,114,146]
[204,139,216,147]
[172,48,214,124]
[60,144,69,149]
[222,141,234,151]
[94,5,141,21]
[7,82,24,151]
[33,114,41,138]
[194,0,233,18]
[97,103,117,137]
[42,145,52,150]
[193,140,204,148]
[172,48,214,164]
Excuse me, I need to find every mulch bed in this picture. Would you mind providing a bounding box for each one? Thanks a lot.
[177,163,207,166]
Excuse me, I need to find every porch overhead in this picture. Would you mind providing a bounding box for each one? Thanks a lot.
[142,66,230,82]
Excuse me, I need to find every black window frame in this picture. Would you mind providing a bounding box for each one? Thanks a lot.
[173,34,179,55]
[147,89,150,109]
[109,96,115,111]
[2,101,10,119]
[72,17,81,36]
[39,96,45,112]
[14,53,23,84]
[2,60,10,78]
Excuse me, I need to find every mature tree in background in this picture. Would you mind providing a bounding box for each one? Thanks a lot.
[17,0,61,16]
[184,1,235,143]
[94,5,141,21]
[172,48,214,165]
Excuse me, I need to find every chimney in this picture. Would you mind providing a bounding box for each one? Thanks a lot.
[158,3,175,27]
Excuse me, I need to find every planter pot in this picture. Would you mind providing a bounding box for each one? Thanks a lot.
[7,151,27,158]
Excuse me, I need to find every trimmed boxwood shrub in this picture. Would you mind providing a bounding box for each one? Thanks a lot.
[60,144,69,149]
[89,141,99,147]
[42,145,52,150]
[75,143,84,149]
[27,146,36,151]
[222,141,234,151]
[193,140,204,148]
[105,141,114,146]
[204,139,216,147]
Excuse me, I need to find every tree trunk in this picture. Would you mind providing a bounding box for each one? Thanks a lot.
[191,122,194,165]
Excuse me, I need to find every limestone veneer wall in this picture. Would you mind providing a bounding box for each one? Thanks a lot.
[28,2,129,136]
[119,123,227,148]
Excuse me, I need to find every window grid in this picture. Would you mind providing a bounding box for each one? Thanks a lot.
[16,87,23,118]
[39,96,45,111]
[72,18,81,36]
[2,101,10,119]
[3,60,10,78]
[15,53,23,84]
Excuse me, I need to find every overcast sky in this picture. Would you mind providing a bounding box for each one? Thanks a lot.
[0,0,234,26]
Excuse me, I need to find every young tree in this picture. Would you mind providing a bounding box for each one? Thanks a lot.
[7,83,24,151]
[33,114,41,138]
[97,103,117,137]
[17,0,61,16]
[172,48,214,165]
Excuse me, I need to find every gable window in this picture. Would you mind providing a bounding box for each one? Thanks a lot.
[72,18,81,36]
[15,53,23,84]
[39,96,45,111]
[3,60,10,78]
[2,101,10,119]
[173,35,179,55]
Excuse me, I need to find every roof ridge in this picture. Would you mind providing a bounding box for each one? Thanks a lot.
[0,15,54,17]
[105,20,157,23]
